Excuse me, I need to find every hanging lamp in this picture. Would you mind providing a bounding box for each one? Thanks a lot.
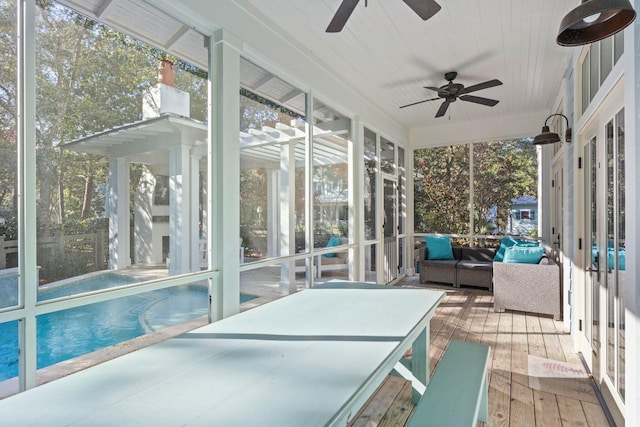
[557,0,636,46]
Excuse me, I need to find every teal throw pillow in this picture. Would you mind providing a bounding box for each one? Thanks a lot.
[493,238,539,262]
[324,235,342,258]
[607,248,626,271]
[425,236,454,260]
[503,246,545,264]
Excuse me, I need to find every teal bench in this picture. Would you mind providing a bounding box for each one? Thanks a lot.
[406,340,490,427]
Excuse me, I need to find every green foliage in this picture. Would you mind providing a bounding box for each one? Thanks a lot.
[414,139,537,235]
[414,145,470,234]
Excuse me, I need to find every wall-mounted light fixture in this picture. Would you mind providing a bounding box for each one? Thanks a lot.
[533,114,572,145]
[557,0,636,46]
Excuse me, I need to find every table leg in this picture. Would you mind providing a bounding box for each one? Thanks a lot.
[411,326,429,404]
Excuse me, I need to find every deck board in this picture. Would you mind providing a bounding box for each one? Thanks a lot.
[350,277,611,427]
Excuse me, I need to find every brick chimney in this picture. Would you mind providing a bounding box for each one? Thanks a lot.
[157,59,174,87]
[142,60,190,119]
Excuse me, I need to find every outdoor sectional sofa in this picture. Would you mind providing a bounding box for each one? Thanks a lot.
[417,237,561,319]
[418,245,496,291]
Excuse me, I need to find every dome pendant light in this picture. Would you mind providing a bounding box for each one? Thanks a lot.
[557,0,636,46]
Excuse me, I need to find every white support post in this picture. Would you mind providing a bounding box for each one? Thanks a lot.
[17,0,37,392]
[190,154,202,272]
[108,157,130,269]
[351,118,363,281]
[209,30,241,320]
[267,169,279,258]
[280,141,297,294]
[169,145,191,275]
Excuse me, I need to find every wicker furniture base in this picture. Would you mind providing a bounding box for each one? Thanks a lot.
[493,258,561,319]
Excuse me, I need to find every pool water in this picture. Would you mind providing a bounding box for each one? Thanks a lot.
[0,273,255,381]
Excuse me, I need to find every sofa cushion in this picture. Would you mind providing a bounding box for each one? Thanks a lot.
[426,236,454,260]
[459,247,496,262]
[503,246,545,264]
[456,260,493,272]
[493,237,539,262]
[422,259,459,268]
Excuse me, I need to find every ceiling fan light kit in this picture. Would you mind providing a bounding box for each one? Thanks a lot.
[326,0,441,32]
[533,114,572,145]
[399,71,502,118]
[557,0,636,46]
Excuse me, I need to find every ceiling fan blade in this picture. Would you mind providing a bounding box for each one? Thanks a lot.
[435,100,451,117]
[326,0,360,32]
[424,86,448,96]
[402,0,441,20]
[399,97,440,108]
[460,79,503,94]
[459,95,499,107]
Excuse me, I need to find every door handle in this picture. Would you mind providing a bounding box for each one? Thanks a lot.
[585,266,601,282]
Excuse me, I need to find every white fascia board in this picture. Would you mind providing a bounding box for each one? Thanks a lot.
[409,111,546,148]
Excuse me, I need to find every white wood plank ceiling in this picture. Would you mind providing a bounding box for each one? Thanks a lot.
[59,0,579,142]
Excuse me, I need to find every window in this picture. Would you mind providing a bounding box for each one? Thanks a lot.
[581,34,624,113]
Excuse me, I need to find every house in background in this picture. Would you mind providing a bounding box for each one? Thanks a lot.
[508,195,537,236]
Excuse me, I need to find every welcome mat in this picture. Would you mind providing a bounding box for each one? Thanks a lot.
[527,355,599,403]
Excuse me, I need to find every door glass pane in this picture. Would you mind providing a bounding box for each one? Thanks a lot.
[364,128,377,240]
[589,136,600,350]
[616,109,625,399]
[606,119,614,381]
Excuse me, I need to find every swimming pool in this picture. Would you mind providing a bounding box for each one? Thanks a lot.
[0,272,255,381]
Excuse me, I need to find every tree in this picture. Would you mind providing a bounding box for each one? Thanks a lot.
[473,139,537,234]
[413,139,537,237]
[414,145,470,234]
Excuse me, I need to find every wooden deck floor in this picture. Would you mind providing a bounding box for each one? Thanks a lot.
[350,276,611,427]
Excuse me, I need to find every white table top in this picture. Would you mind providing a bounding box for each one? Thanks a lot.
[0,283,444,426]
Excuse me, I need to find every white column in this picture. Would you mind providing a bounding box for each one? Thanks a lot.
[267,169,279,258]
[169,145,191,275]
[280,142,296,294]
[17,0,37,391]
[209,30,241,320]
[108,157,130,269]
[351,118,363,281]
[190,154,202,272]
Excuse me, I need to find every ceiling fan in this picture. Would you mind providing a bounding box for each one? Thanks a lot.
[326,0,441,33]
[399,71,503,118]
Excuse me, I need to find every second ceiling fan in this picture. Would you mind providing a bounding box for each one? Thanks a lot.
[326,0,441,32]
[399,71,503,118]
